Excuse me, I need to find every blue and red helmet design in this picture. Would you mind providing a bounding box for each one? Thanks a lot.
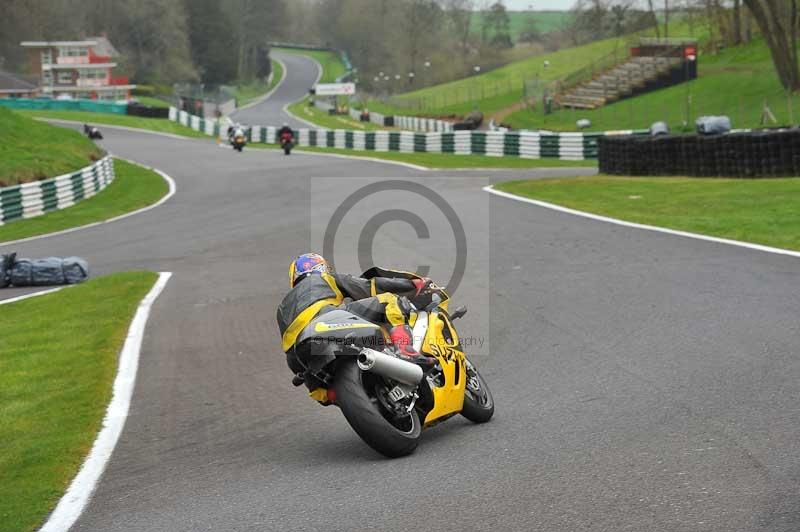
[289,253,330,286]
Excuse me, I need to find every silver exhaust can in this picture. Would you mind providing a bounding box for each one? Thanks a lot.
[357,348,423,386]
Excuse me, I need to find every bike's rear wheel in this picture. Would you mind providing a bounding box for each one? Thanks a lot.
[335,358,421,458]
[461,359,494,423]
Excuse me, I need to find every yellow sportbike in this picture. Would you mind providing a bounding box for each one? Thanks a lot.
[291,275,494,457]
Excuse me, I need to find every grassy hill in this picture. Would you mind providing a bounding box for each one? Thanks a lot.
[473,10,573,41]
[506,37,800,131]
[366,35,631,117]
[364,21,696,118]
[0,107,103,187]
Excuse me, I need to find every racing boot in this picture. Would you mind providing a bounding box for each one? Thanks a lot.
[389,325,436,367]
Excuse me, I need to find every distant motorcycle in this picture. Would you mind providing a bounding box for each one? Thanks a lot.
[228,125,247,152]
[83,124,103,140]
[280,131,294,155]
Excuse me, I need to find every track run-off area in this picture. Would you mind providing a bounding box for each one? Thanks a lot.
[4,51,800,532]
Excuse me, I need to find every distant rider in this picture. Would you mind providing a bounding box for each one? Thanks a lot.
[277,122,294,141]
[228,122,246,142]
[277,253,437,381]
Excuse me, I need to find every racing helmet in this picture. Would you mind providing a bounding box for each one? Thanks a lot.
[289,253,330,287]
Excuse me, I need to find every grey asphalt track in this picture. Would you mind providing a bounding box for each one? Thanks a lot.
[4,52,800,532]
[228,50,318,129]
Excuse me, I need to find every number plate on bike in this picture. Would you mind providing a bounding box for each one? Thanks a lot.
[388,386,407,402]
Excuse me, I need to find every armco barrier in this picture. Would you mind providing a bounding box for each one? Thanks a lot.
[599,130,800,177]
[0,156,114,226]
[172,107,645,161]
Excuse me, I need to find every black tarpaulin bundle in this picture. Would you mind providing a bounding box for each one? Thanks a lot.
[1,253,89,287]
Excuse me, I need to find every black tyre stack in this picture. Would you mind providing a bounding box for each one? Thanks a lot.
[598,129,800,177]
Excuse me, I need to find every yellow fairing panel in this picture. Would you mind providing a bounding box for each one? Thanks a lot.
[422,311,466,425]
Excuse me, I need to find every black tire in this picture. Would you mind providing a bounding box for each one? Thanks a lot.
[335,358,421,458]
[461,359,494,423]
[283,144,292,155]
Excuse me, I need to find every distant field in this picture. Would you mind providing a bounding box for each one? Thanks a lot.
[473,10,573,40]
[367,20,707,122]
[366,35,633,117]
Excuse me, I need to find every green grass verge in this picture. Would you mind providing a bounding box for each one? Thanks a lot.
[249,143,595,169]
[133,96,171,108]
[507,37,800,131]
[0,158,168,244]
[287,98,389,131]
[229,59,285,107]
[0,107,103,187]
[17,110,210,139]
[0,271,158,532]
[495,175,800,251]
[275,47,347,83]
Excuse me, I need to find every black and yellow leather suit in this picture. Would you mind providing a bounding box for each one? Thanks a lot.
[277,269,429,374]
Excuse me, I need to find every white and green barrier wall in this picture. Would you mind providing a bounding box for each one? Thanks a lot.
[340,105,454,132]
[170,107,646,160]
[0,156,114,226]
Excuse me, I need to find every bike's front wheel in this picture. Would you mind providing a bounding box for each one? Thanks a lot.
[460,358,494,423]
[335,358,421,458]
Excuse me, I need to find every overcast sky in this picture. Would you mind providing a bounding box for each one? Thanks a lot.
[497,0,577,10]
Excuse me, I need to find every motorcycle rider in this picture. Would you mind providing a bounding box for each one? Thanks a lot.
[277,253,437,384]
[277,122,294,141]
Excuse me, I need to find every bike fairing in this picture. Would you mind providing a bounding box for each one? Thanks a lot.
[275,258,494,457]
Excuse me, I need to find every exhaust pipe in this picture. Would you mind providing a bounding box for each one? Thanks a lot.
[357,348,423,386]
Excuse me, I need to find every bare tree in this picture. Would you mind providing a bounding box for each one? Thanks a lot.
[731,0,742,44]
[743,0,799,90]
[647,0,661,39]
[444,0,475,55]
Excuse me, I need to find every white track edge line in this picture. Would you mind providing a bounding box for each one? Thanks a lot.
[483,185,800,259]
[0,286,66,305]
[0,158,176,248]
[39,271,172,532]
[281,52,323,128]
[33,117,192,140]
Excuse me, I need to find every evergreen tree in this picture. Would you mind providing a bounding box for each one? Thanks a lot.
[185,0,238,84]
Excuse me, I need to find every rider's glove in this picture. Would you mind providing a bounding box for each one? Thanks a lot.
[412,277,432,296]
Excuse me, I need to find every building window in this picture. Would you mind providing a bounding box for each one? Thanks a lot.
[57,71,73,84]
[41,49,52,65]
[59,46,88,58]
[42,71,53,85]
